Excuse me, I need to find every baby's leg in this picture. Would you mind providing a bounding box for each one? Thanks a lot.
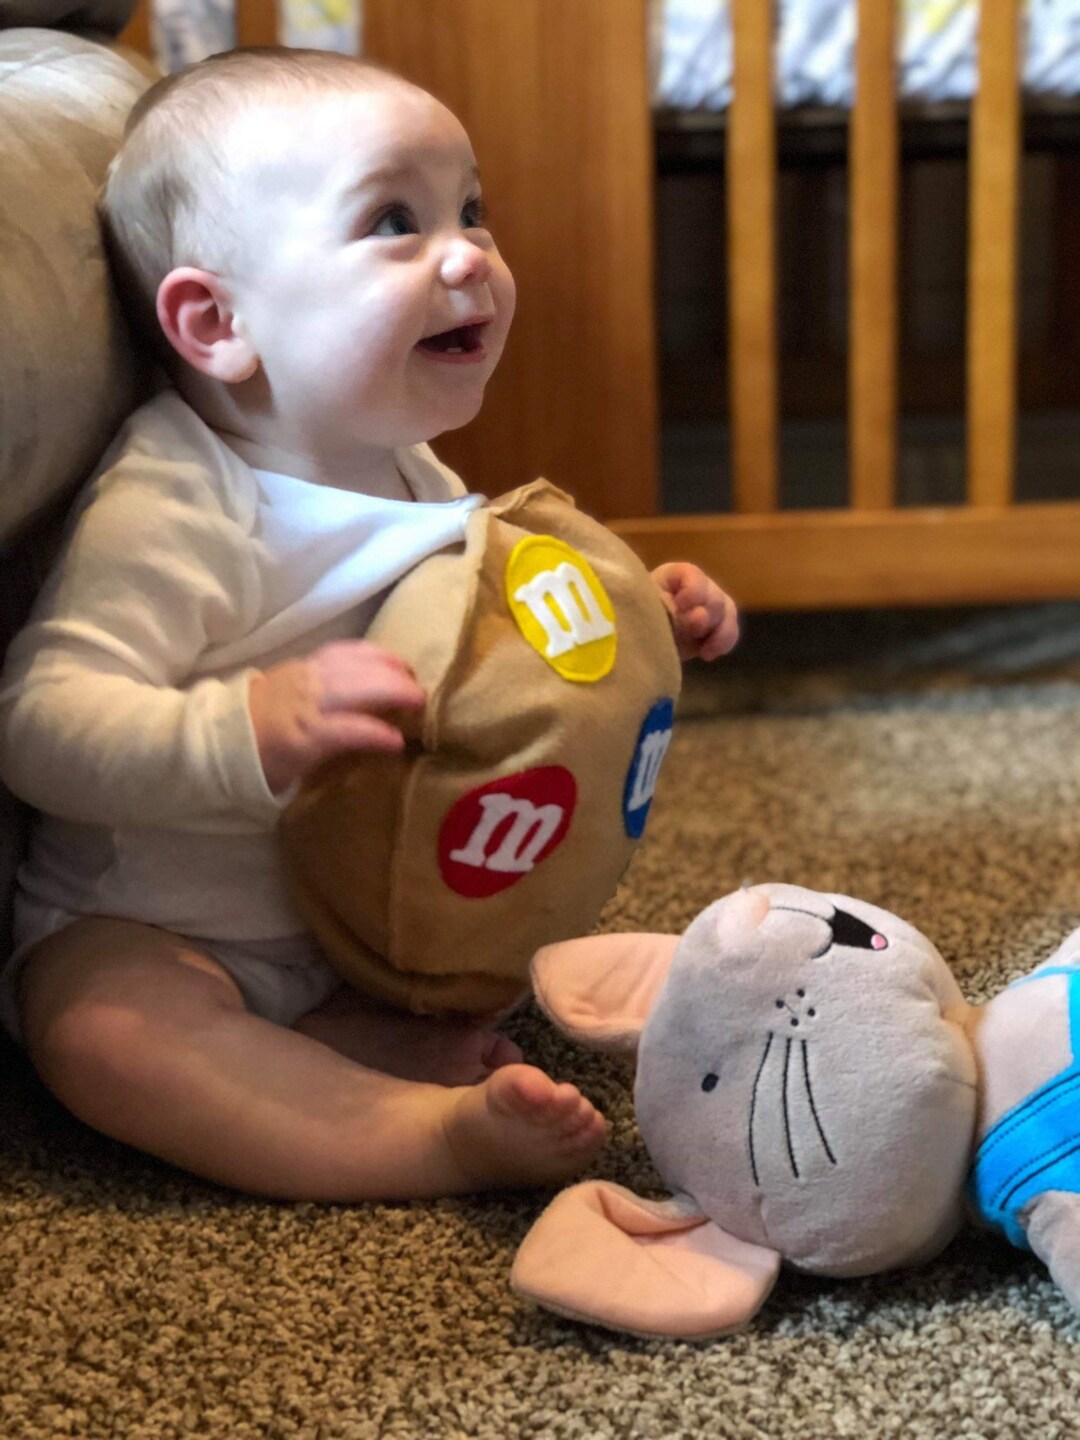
[19,918,607,1201]
[294,984,523,1086]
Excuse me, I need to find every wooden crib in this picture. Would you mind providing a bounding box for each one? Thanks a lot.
[121,0,1080,610]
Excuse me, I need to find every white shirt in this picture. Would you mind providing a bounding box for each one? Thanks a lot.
[0,390,482,943]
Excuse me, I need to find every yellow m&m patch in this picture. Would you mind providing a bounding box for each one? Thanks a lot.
[505,535,617,683]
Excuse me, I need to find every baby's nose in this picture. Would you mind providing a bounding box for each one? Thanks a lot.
[440,237,491,288]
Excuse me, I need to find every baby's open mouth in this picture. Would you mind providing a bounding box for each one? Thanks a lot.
[417,322,487,356]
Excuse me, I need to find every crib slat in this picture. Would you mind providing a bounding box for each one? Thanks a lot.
[849,0,898,510]
[728,0,779,514]
[236,0,280,47]
[966,0,1021,506]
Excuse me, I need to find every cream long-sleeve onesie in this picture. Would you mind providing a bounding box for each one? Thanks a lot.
[0,389,482,955]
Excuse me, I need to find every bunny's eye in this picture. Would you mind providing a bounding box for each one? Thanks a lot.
[829,908,888,951]
[701,1072,719,1093]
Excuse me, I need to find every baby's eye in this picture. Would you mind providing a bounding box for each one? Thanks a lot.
[371,205,417,238]
[460,196,487,229]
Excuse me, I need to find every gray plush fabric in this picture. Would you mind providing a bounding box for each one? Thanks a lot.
[4,636,1080,1439]
[0,1,135,35]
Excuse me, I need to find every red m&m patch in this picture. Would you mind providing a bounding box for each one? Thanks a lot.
[438,767,578,898]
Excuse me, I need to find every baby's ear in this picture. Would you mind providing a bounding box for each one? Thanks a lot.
[156,267,259,383]
[531,932,680,1054]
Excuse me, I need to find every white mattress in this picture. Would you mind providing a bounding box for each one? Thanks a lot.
[654,0,1080,110]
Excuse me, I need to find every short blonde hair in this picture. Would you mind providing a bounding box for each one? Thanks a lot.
[99,47,408,343]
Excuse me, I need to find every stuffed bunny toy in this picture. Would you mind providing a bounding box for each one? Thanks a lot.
[511,883,1080,1339]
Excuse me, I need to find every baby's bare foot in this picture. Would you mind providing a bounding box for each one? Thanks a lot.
[296,999,522,1085]
[442,1064,608,1191]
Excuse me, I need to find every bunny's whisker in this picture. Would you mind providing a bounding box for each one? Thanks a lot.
[748,1032,773,1187]
[782,1037,800,1178]
[800,1039,837,1166]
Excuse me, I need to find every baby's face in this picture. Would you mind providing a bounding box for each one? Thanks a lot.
[221,82,516,453]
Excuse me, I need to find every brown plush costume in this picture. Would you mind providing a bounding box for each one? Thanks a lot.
[278,481,681,1016]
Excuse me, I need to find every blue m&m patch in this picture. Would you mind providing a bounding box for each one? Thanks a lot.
[622,698,675,838]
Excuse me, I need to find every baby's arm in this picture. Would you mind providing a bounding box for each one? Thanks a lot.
[651,562,739,662]
[1,469,412,829]
[1,488,265,828]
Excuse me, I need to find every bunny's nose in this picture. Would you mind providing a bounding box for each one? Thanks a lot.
[774,990,817,1028]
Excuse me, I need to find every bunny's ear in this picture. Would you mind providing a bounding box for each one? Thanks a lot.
[511,1181,781,1340]
[530,933,680,1053]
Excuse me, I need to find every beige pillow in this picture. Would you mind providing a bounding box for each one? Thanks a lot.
[0,28,152,547]
[0,25,150,959]
[280,482,682,1017]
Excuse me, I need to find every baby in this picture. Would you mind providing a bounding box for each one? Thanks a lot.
[0,48,738,1202]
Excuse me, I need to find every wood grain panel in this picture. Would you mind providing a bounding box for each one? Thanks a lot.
[235,0,279,47]
[727,0,779,513]
[849,0,898,509]
[612,505,1080,610]
[364,0,659,519]
[966,0,1021,505]
[118,0,151,55]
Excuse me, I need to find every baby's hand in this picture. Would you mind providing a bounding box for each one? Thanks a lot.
[248,640,425,795]
[650,562,739,663]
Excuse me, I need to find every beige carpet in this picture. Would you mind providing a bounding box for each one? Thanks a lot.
[6,611,1080,1440]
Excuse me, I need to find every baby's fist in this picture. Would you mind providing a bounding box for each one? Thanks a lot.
[249,640,425,795]
[651,562,739,663]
